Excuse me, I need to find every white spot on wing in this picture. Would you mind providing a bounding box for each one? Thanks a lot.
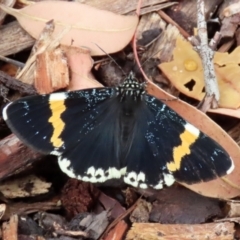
[124,171,146,188]
[139,183,148,189]
[153,181,163,189]
[49,92,68,101]
[58,158,76,178]
[185,123,200,137]
[58,157,127,183]
[163,173,175,186]
[51,150,62,156]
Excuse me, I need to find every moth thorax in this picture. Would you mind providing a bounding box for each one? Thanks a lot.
[116,81,145,102]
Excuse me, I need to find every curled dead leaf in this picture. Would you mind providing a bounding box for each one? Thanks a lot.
[0,1,138,56]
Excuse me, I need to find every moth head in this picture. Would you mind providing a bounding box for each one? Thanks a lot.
[116,71,145,101]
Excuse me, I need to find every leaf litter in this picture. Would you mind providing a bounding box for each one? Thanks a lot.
[0,0,240,240]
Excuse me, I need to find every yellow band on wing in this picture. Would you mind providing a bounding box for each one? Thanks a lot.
[48,100,66,148]
[167,125,199,172]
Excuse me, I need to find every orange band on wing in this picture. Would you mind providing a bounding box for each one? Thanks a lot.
[167,128,198,172]
[48,100,66,148]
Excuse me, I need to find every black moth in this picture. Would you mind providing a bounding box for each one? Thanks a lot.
[3,72,234,189]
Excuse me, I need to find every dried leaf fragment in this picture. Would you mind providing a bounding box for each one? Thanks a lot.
[159,37,240,109]
[0,1,138,56]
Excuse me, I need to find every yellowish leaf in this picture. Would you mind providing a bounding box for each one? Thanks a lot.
[159,37,240,109]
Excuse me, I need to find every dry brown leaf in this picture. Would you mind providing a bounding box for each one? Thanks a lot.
[0,1,138,56]
[159,37,240,109]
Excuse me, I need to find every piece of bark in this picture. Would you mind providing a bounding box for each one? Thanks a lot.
[35,47,69,94]
[0,175,51,198]
[2,214,18,240]
[80,211,109,239]
[219,0,240,18]
[0,21,34,56]
[98,191,126,220]
[18,215,44,236]
[219,15,240,39]
[157,10,190,38]
[53,222,89,239]
[136,12,180,63]
[227,201,240,218]
[68,211,109,239]
[126,222,235,240]
[2,199,61,221]
[61,180,100,219]
[165,0,222,34]
[149,186,222,224]
[0,70,36,95]
[17,20,70,93]
[129,199,151,223]
[18,235,45,240]
[78,0,176,15]
[34,212,67,233]
[0,134,43,181]
[218,0,240,40]
[235,28,240,46]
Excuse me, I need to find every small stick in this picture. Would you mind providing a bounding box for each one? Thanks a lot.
[0,55,25,68]
[189,0,220,110]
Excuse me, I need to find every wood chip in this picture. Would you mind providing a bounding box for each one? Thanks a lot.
[2,215,18,240]
[126,222,235,240]
[0,175,51,198]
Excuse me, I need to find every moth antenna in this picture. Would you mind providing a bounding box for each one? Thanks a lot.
[93,43,127,76]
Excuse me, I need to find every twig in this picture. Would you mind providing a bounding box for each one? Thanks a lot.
[189,0,220,111]
[0,55,25,68]
[0,70,36,95]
